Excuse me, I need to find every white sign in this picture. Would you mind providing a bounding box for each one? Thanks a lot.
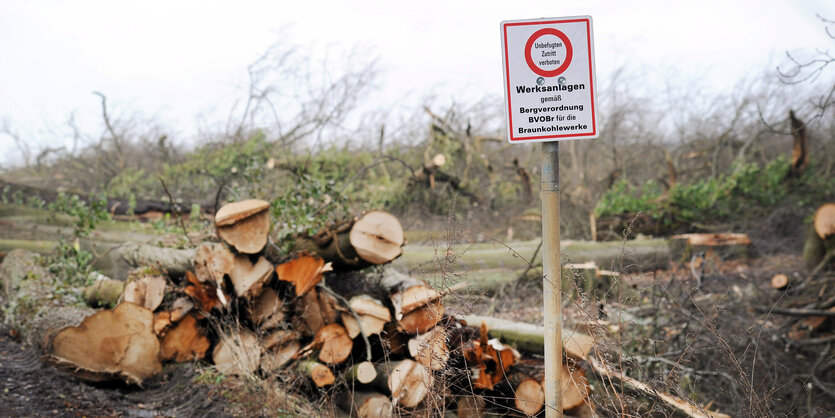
[501,16,598,143]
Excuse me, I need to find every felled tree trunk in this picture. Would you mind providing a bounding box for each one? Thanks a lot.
[288,211,404,270]
[456,314,594,359]
[113,243,195,278]
[1,250,95,351]
[669,233,752,261]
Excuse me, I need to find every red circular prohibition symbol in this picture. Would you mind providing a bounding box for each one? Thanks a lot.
[524,28,573,77]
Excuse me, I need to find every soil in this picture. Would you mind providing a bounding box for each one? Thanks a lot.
[0,325,230,417]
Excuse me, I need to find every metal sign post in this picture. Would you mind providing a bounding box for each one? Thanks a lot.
[541,141,562,416]
[500,16,597,417]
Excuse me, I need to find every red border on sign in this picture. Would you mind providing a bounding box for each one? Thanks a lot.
[524,28,573,77]
[503,18,596,142]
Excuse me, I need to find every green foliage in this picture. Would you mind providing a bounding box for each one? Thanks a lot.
[47,238,95,289]
[270,173,348,251]
[595,156,825,228]
[47,192,110,237]
[594,179,663,217]
[108,167,156,199]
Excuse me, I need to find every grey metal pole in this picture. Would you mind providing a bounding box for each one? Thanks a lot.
[541,141,563,417]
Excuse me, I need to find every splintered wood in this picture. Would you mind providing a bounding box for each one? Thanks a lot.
[159,314,210,362]
[276,255,331,296]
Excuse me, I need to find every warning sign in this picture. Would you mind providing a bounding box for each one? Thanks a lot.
[501,16,598,143]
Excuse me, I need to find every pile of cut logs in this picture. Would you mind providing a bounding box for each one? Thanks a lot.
[49,199,594,416]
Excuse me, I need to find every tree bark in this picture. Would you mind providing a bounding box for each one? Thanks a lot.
[285,211,404,271]
[456,314,594,360]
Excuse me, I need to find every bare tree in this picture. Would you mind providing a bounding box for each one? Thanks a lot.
[777,14,835,122]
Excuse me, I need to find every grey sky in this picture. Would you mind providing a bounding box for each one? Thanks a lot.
[1,0,833,166]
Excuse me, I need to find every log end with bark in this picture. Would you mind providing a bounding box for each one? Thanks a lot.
[49,302,162,385]
[215,199,271,254]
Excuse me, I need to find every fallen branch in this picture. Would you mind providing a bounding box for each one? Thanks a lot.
[589,356,730,418]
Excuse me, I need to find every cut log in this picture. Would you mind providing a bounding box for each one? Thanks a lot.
[340,295,391,339]
[805,203,835,271]
[373,359,434,408]
[457,314,593,359]
[123,274,166,311]
[298,323,353,365]
[49,302,162,385]
[159,313,210,362]
[814,203,835,240]
[213,329,261,376]
[248,287,285,330]
[342,313,388,340]
[770,273,791,290]
[407,327,449,371]
[214,199,271,254]
[315,323,354,365]
[276,255,332,296]
[113,243,195,278]
[515,378,545,416]
[297,360,335,387]
[82,277,125,307]
[299,288,325,335]
[291,211,404,270]
[669,233,752,261]
[229,254,273,299]
[296,287,339,335]
[338,390,393,418]
[261,341,299,373]
[382,270,440,320]
[344,361,378,384]
[193,242,235,285]
[350,211,405,265]
[397,300,445,334]
[548,362,589,410]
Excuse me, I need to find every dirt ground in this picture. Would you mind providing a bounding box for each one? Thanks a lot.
[0,325,230,417]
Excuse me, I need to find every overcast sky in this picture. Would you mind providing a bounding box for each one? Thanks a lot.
[1,0,834,167]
